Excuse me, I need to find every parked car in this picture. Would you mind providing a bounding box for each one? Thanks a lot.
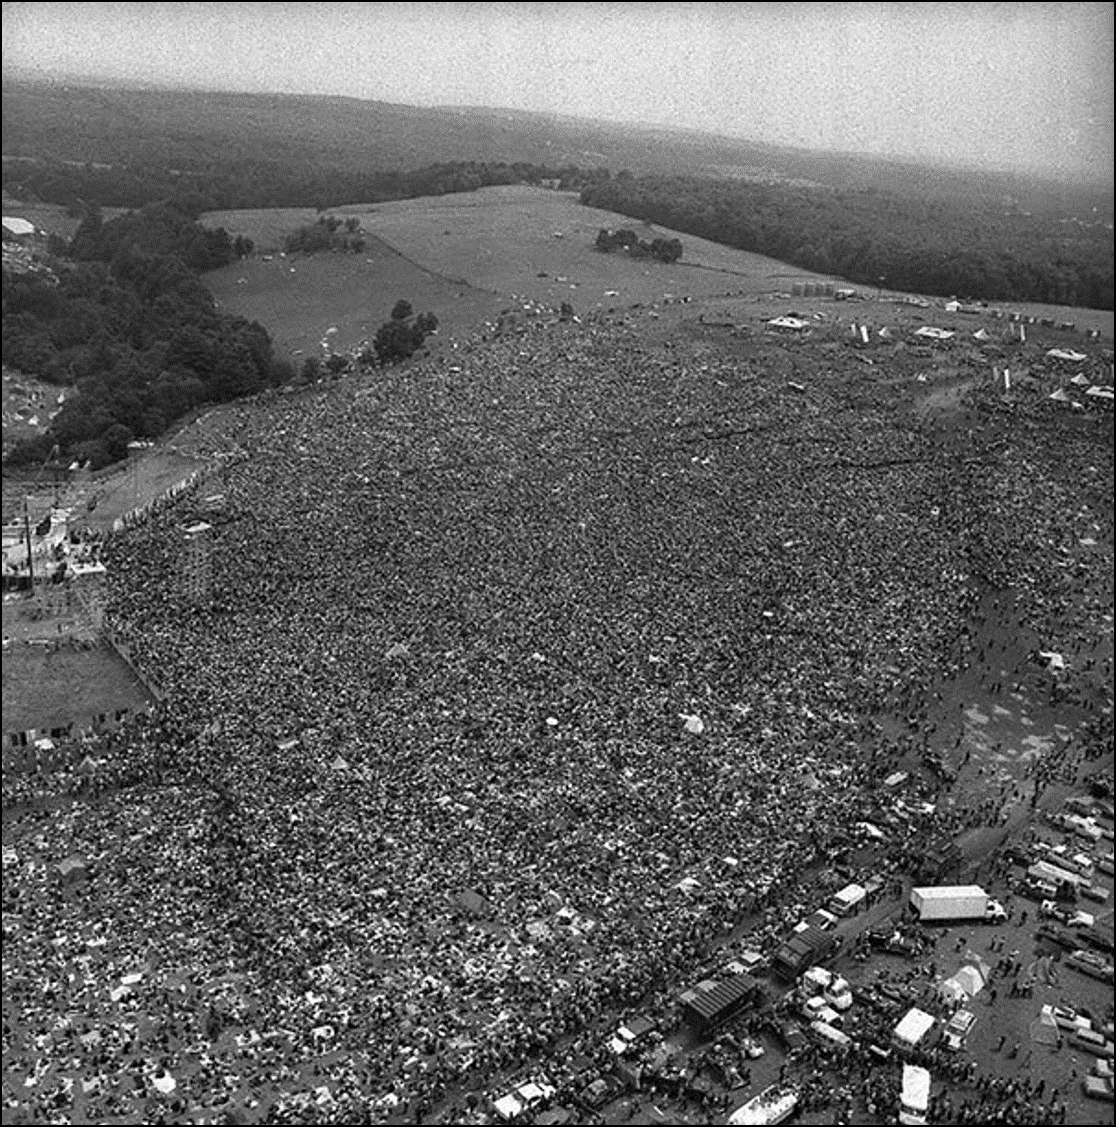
[767,1019,807,1052]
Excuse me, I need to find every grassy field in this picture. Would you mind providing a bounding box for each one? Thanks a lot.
[204,232,503,357]
[202,186,1114,353]
[199,186,833,356]
[1,193,129,238]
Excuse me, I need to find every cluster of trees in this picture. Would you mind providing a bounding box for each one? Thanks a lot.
[595,228,683,263]
[284,215,365,255]
[69,197,253,271]
[372,300,438,365]
[581,177,1114,311]
[4,209,282,470]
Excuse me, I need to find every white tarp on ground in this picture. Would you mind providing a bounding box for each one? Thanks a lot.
[2,216,35,237]
[768,316,810,330]
[1046,349,1087,362]
[1086,386,1114,400]
[915,326,954,339]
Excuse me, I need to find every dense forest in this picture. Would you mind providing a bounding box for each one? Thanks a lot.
[3,200,285,469]
[581,176,1114,310]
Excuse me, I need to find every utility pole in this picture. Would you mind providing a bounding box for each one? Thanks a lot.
[23,497,35,588]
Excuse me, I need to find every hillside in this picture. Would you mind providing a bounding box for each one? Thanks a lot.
[201,186,1114,361]
[4,79,1111,217]
[200,186,832,357]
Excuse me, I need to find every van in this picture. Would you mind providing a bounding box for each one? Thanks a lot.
[802,996,842,1027]
[808,1020,853,1050]
[942,1009,976,1051]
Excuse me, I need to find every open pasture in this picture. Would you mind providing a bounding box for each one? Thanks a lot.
[200,186,833,355]
[204,231,504,357]
[1,193,128,238]
[352,185,830,310]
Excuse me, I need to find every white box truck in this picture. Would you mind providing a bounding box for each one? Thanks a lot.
[909,885,1006,923]
[899,1064,931,1126]
[828,883,867,916]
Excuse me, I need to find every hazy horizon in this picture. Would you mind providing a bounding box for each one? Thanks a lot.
[3,2,1113,185]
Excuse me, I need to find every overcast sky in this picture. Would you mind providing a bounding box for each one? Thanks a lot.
[3,2,1113,181]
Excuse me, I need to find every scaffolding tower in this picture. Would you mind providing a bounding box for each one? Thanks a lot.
[182,522,213,606]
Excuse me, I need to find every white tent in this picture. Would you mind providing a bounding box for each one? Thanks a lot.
[1030,1007,1061,1046]
[952,964,984,998]
[1046,348,1087,362]
[768,316,810,330]
[915,326,954,340]
[938,978,968,1004]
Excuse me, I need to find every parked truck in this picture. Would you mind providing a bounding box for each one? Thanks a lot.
[909,886,1006,923]
[899,1064,931,1126]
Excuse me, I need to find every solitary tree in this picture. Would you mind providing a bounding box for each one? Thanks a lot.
[391,299,414,321]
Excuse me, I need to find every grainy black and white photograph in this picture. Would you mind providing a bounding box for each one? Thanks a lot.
[1,3,1114,1125]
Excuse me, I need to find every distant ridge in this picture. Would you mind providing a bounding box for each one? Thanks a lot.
[3,78,1111,215]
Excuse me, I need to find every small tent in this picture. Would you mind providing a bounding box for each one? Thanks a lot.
[1030,1007,1061,1046]
[953,965,984,998]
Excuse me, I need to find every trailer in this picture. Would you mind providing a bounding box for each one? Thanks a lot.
[909,886,1005,923]
[772,926,840,979]
[1029,860,1090,890]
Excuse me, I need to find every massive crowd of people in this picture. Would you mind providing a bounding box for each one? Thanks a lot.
[3,310,1112,1123]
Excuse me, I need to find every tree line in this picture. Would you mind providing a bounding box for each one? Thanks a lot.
[3,158,608,215]
[580,176,1113,311]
